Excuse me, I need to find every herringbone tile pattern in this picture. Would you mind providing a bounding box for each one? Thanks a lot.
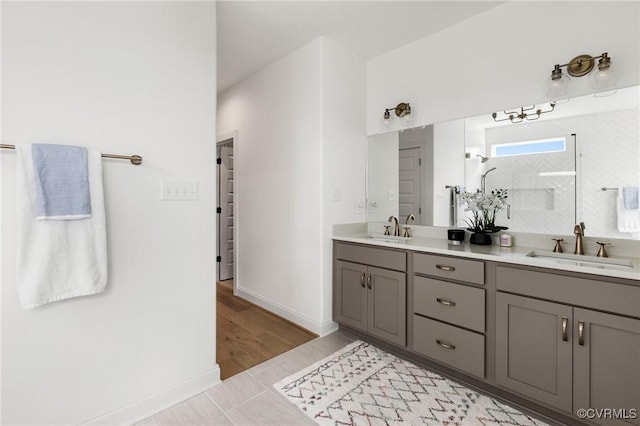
[484,107,639,240]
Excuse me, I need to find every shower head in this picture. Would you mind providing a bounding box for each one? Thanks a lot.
[477,154,489,163]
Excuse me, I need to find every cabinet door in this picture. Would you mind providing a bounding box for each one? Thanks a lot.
[367,266,406,346]
[574,308,640,426]
[496,292,573,412]
[335,260,367,332]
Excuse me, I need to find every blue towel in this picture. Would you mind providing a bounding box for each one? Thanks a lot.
[622,186,639,210]
[31,143,91,220]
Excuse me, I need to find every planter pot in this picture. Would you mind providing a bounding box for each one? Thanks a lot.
[469,232,493,245]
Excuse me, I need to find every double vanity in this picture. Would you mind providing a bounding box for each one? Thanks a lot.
[333,229,639,426]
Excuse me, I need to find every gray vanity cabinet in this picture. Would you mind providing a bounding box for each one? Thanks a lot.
[333,240,640,426]
[573,308,640,426]
[496,292,573,412]
[496,265,640,424]
[334,243,407,347]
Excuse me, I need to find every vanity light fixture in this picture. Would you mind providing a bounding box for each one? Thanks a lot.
[544,52,618,99]
[383,102,413,126]
[492,103,556,124]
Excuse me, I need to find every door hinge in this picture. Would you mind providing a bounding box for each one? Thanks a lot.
[419,158,422,166]
[419,207,422,214]
[216,158,222,165]
[216,256,222,263]
[216,207,222,214]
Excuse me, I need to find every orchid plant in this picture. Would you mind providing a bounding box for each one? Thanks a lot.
[459,189,508,233]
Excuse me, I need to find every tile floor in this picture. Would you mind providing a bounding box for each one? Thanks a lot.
[133,330,356,426]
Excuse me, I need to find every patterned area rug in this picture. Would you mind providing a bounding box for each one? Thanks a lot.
[274,340,549,425]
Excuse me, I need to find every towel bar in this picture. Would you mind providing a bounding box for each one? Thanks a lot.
[1,144,142,165]
[601,187,619,191]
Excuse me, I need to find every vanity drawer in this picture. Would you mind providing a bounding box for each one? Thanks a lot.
[336,242,406,271]
[413,253,484,285]
[496,266,640,318]
[413,315,485,378]
[413,276,485,333]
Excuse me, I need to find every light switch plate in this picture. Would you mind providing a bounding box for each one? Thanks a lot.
[162,181,198,200]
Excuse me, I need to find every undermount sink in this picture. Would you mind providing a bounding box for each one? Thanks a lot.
[364,234,410,244]
[526,250,634,270]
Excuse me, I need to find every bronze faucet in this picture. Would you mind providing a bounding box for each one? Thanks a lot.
[573,222,585,255]
[388,216,400,237]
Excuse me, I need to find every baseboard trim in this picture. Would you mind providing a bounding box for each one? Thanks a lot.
[318,320,339,337]
[81,365,221,426]
[236,287,335,336]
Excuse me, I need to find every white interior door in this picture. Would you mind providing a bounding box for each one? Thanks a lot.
[399,147,422,224]
[218,145,234,281]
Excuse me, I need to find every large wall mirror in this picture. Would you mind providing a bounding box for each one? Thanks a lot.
[367,85,640,240]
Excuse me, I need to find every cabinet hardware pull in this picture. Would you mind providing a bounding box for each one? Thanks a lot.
[436,298,456,307]
[436,264,455,272]
[360,272,366,288]
[367,274,372,290]
[562,317,568,342]
[578,320,585,346]
[436,339,456,350]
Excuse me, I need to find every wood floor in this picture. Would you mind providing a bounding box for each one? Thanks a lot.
[216,280,317,380]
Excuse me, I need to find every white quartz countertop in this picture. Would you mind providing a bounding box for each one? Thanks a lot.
[332,234,640,281]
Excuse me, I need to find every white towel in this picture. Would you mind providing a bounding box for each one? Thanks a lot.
[16,144,108,309]
[617,186,640,233]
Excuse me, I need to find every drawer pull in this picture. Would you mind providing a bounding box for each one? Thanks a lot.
[562,317,568,342]
[436,298,456,307]
[436,339,456,350]
[436,264,455,272]
[367,274,372,290]
[360,272,366,288]
[578,320,585,346]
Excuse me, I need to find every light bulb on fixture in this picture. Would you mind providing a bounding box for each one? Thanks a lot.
[399,105,414,126]
[588,53,618,92]
[544,64,571,100]
[380,109,394,130]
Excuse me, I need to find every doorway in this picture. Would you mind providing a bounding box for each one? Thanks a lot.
[399,147,422,225]
[214,132,317,380]
[217,135,235,282]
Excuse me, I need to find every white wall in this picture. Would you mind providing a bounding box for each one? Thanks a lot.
[1,3,218,425]
[367,1,640,135]
[217,37,366,335]
[321,37,367,326]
